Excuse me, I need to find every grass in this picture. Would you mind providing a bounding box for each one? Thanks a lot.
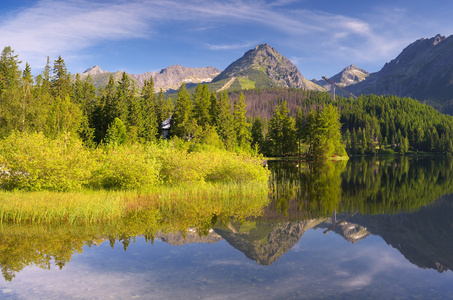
[238,77,256,90]
[0,181,269,225]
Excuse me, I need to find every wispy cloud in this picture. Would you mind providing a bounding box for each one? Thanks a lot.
[206,42,256,51]
[0,0,447,75]
[0,0,151,67]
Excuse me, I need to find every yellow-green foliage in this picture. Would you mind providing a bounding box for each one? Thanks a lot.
[0,133,269,192]
[0,132,95,191]
[158,143,269,184]
[0,181,268,224]
[0,190,126,223]
[90,144,161,190]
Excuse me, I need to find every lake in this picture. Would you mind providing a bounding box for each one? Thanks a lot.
[2,156,453,299]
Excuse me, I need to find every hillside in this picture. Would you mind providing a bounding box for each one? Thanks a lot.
[211,44,324,92]
[348,34,453,114]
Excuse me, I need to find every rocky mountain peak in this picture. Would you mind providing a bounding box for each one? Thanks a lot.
[433,34,446,46]
[330,64,369,87]
[213,44,324,91]
[83,65,107,75]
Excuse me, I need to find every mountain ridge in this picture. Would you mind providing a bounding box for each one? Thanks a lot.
[79,64,221,92]
[347,34,453,113]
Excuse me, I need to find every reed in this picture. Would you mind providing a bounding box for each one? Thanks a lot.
[0,181,269,224]
[0,190,127,223]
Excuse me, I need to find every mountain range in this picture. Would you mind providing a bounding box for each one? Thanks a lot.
[79,34,453,113]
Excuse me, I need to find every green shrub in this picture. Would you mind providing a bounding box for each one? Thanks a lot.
[0,132,95,191]
[90,144,161,190]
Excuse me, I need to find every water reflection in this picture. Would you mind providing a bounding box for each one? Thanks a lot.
[1,156,453,285]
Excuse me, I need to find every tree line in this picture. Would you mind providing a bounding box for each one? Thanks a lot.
[0,47,345,159]
[3,46,451,158]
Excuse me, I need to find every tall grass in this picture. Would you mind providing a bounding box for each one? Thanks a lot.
[0,181,269,224]
[0,190,127,223]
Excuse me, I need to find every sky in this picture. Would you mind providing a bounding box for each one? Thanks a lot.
[0,0,452,79]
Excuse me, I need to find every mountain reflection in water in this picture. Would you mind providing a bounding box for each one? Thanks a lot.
[2,156,453,284]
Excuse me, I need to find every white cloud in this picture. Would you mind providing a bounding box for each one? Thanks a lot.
[0,0,447,75]
[0,0,152,68]
[206,42,257,51]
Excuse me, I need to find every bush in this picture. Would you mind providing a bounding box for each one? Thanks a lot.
[0,132,95,191]
[90,144,161,190]
[158,141,268,184]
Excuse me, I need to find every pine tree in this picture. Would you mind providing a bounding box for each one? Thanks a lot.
[303,104,346,159]
[51,56,71,100]
[251,117,264,151]
[192,84,211,128]
[216,91,236,150]
[233,92,251,148]
[115,72,133,125]
[0,46,22,136]
[141,78,158,141]
[171,83,197,140]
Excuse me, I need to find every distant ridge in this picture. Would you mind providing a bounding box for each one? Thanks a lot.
[79,65,221,92]
[312,64,369,91]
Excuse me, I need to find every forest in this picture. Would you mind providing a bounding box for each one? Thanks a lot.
[1,45,453,179]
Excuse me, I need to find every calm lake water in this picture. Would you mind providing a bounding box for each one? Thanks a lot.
[2,157,453,299]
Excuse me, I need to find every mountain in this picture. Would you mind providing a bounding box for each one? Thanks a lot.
[347,195,453,273]
[348,34,453,113]
[155,228,223,246]
[79,65,221,92]
[313,64,369,90]
[210,44,324,92]
[329,64,369,86]
[214,219,324,265]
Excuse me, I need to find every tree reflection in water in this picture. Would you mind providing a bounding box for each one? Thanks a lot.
[2,156,453,280]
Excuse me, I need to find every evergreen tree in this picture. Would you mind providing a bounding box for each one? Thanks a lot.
[216,91,236,150]
[251,117,264,152]
[51,56,71,100]
[171,83,197,140]
[233,92,251,148]
[141,78,158,141]
[192,84,211,128]
[115,72,133,125]
[93,75,116,143]
[303,104,346,159]
[0,46,22,136]
[105,117,127,145]
[295,107,305,156]
[267,101,295,156]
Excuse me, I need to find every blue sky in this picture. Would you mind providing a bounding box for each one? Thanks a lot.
[0,0,452,79]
